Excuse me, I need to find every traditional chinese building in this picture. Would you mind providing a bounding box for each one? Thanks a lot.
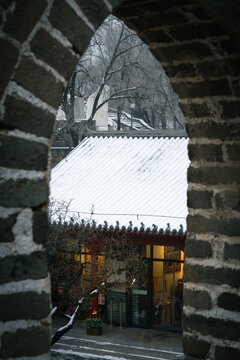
[50,131,189,331]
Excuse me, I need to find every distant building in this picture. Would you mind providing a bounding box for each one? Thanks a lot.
[50,132,189,330]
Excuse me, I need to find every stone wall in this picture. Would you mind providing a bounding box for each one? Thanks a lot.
[0,0,239,359]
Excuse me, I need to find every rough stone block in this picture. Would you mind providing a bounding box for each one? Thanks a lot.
[184,289,212,309]
[217,292,240,311]
[183,314,240,340]
[194,60,230,78]
[164,63,195,78]
[186,121,240,140]
[185,238,212,258]
[187,190,213,209]
[220,100,240,118]
[191,7,212,20]
[0,251,48,284]
[215,345,240,360]
[224,191,240,209]
[188,143,223,162]
[49,0,93,55]
[0,178,48,208]
[0,291,50,321]
[184,263,240,287]
[0,134,48,170]
[220,39,239,55]
[169,22,224,42]
[142,29,173,43]
[172,79,231,99]
[183,336,211,358]
[187,214,240,236]
[152,42,212,62]
[33,210,48,245]
[229,58,240,77]
[0,213,18,242]
[0,38,19,98]
[1,326,50,358]
[188,166,240,185]
[31,28,78,80]
[3,0,47,42]
[13,56,63,108]
[130,11,188,31]
[0,0,12,9]
[2,94,55,138]
[114,4,144,18]
[75,0,109,28]
[224,243,240,260]
[215,191,240,210]
[232,79,240,97]
[180,103,210,118]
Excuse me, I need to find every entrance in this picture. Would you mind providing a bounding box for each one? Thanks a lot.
[148,245,184,331]
[105,245,184,330]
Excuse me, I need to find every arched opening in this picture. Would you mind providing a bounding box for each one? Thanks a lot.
[0,1,239,359]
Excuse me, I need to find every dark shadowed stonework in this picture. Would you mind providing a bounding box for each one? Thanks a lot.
[0,0,239,359]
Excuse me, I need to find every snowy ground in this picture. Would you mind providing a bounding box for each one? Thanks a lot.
[51,318,183,360]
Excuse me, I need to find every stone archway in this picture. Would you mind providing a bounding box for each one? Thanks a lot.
[0,1,239,359]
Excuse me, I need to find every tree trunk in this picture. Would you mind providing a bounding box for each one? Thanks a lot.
[117,106,121,130]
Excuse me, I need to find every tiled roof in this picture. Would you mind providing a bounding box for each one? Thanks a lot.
[50,135,189,231]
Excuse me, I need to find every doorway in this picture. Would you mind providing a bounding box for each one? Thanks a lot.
[148,245,184,331]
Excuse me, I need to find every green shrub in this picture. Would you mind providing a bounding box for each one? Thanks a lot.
[84,318,102,328]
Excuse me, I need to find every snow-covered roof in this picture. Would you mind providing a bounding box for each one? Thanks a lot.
[50,135,189,231]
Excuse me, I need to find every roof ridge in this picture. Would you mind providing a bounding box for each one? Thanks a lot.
[83,130,188,139]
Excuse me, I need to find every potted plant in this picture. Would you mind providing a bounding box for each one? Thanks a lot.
[84,317,103,335]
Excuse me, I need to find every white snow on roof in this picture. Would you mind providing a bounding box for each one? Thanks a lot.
[50,136,189,230]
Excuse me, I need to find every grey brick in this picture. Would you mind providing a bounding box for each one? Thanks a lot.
[187,214,240,236]
[215,345,240,360]
[188,190,213,209]
[0,38,19,98]
[75,0,109,28]
[13,56,63,108]
[184,263,240,287]
[185,238,212,258]
[184,289,212,309]
[186,121,240,140]
[224,243,240,260]
[0,213,18,242]
[1,326,50,358]
[0,179,48,208]
[180,102,210,117]
[188,166,240,185]
[152,42,213,62]
[217,292,240,311]
[0,251,48,284]
[172,79,231,99]
[183,336,211,359]
[183,314,240,340]
[3,0,47,42]
[188,144,223,162]
[0,291,50,321]
[2,95,55,138]
[0,134,48,171]
[169,22,224,42]
[49,0,93,55]
[31,28,78,80]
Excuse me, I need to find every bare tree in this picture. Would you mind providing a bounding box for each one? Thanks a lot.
[48,200,147,345]
[55,15,185,148]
